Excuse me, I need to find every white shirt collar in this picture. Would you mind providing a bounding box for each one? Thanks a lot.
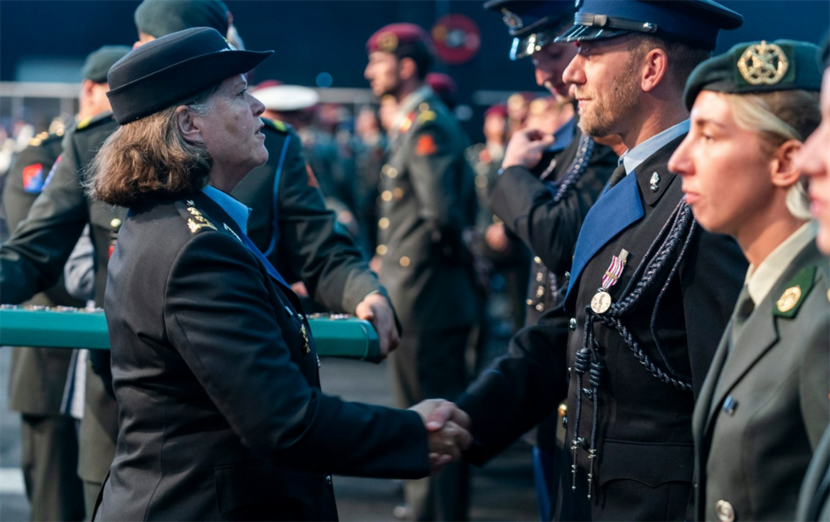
[745,221,817,305]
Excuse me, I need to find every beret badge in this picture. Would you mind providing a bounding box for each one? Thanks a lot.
[737,40,790,86]
[378,32,399,53]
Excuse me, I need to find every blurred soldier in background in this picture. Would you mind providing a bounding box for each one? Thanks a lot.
[365,22,478,522]
[480,1,619,518]
[252,83,359,237]
[353,106,387,256]
[1,44,129,522]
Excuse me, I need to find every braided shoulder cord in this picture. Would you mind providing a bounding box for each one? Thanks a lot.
[552,134,595,203]
[584,198,696,393]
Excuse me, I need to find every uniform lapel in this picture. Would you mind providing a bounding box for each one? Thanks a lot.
[705,242,818,428]
[697,321,735,435]
[564,135,684,300]
[565,170,642,298]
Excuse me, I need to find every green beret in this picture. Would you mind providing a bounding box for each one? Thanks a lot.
[684,39,823,110]
[134,0,230,39]
[81,45,131,83]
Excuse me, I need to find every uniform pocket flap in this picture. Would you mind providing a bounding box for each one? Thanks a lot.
[599,440,694,488]
[214,460,303,515]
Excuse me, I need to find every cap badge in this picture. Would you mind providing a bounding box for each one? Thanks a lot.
[776,285,802,314]
[500,8,523,29]
[738,40,789,86]
[378,32,399,53]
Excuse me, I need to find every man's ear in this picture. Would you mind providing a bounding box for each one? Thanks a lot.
[176,106,203,144]
[771,139,804,188]
[398,56,417,82]
[641,47,669,93]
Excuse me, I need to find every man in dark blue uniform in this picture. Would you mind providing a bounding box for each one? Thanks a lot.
[431,2,749,520]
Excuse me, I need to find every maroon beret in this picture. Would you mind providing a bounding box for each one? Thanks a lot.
[366,23,432,55]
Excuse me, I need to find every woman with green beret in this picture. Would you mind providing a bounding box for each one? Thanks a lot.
[668,39,829,522]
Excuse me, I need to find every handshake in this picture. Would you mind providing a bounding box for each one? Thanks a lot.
[410,399,471,475]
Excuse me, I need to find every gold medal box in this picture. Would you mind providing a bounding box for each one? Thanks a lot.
[0,305,380,360]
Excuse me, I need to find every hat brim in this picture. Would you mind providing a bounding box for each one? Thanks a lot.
[554,23,629,44]
[109,49,272,124]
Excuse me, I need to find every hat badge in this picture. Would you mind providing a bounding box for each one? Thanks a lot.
[500,8,523,30]
[738,40,789,86]
[378,32,399,53]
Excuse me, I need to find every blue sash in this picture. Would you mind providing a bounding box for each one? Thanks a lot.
[565,170,643,300]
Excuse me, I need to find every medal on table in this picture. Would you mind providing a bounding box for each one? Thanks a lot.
[590,249,629,314]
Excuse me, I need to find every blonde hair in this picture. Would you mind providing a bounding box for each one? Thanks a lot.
[722,90,821,220]
[88,85,217,208]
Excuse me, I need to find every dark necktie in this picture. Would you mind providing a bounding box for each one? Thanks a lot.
[607,163,628,190]
[729,285,755,350]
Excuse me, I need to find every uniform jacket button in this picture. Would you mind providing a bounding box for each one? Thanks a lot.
[569,318,577,330]
[716,500,735,522]
[534,256,542,264]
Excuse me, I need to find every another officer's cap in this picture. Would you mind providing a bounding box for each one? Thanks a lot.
[81,45,131,83]
[107,27,272,124]
[135,0,231,39]
[483,0,575,60]
[556,0,743,51]
[253,84,320,112]
[366,23,433,58]
[684,39,823,109]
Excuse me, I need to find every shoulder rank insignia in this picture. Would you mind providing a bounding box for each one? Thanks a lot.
[28,131,49,147]
[262,117,288,133]
[400,112,415,134]
[184,202,217,234]
[416,110,436,124]
[774,265,816,318]
[76,112,115,132]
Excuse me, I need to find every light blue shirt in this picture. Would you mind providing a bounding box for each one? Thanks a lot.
[202,185,251,234]
[621,119,689,175]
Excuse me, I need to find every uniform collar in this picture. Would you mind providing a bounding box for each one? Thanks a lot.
[745,220,817,305]
[202,185,251,234]
[546,116,576,153]
[622,119,690,175]
[391,85,434,134]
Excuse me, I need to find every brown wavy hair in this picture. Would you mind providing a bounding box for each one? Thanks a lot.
[88,85,218,207]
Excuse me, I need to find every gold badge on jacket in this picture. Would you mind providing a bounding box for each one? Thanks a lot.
[773,265,816,319]
[185,203,217,234]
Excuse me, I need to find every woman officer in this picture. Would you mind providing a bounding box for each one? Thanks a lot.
[89,28,470,521]
[668,40,829,522]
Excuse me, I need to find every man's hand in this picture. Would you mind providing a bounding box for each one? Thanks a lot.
[484,222,510,253]
[502,128,555,170]
[410,399,472,474]
[355,292,399,357]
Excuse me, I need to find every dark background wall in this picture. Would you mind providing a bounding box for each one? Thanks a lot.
[1,0,828,137]
[2,1,828,86]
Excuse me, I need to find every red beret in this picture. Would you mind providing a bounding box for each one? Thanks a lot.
[484,104,508,119]
[366,23,432,55]
[426,73,457,96]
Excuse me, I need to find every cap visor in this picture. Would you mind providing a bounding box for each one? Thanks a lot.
[554,24,629,44]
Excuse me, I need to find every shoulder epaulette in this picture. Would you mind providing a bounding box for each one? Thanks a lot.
[175,199,217,235]
[774,264,817,318]
[262,117,291,134]
[28,128,65,147]
[76,112,115,132]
